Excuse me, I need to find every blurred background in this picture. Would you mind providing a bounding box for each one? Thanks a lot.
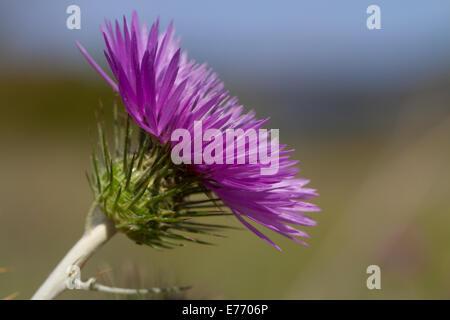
[1,0,450,299]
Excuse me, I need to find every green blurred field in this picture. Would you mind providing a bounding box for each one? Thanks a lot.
[0,75,449,299]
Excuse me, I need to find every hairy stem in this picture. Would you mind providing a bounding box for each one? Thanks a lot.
[70,274,190,296]
[31,206,116,300]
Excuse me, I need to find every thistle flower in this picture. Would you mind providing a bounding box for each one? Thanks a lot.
[77,11,320,251]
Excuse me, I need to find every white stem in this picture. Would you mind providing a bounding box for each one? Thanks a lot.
[73,276,189,296]
[31,208,116,300]
[90,283,184,296]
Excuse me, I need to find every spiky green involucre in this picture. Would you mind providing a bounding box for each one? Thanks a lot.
[86,105,233,249]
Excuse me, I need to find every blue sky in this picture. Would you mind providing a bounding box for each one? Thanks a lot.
[2,0,450,90]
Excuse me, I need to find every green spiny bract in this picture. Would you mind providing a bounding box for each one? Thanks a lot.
[86,103,233,249]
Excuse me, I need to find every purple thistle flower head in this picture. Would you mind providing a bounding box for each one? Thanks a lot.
[77,11,320,250]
